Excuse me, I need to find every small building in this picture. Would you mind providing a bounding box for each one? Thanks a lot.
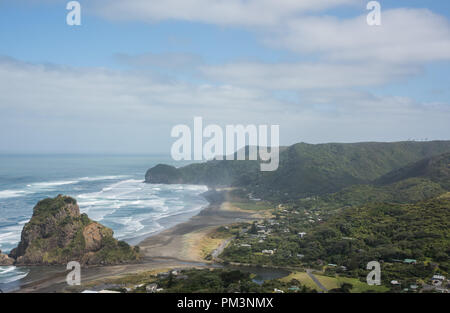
[404,259,417,265]
[262,249,274,255]
[390,280,400,285]
[432,274,445,281]
[298,232,307,238]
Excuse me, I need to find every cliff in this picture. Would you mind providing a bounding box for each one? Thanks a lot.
[0,250,14,265]
[8,195,140,266]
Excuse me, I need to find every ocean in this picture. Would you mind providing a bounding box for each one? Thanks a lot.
[0,154,208,289]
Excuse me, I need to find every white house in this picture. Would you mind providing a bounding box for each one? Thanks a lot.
[432,275,445,281]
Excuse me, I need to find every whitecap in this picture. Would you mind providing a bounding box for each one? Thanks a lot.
[0,190,28,199]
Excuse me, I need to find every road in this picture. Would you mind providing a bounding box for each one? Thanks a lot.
[306,269,328,292]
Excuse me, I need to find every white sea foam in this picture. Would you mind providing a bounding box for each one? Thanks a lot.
[78,175,129,182]
[0,177,208,253]
[0,266,29,284]
[76,179,208,241]
[28,180,79,188]
[0,190,28,199]
[0,224,23,250]
[0,176,131,200]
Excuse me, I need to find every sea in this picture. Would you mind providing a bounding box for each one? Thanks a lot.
[0,154,208,290]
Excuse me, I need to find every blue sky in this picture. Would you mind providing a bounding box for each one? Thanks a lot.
[0,0,449,153]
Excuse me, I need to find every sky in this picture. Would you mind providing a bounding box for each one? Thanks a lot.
[0,0,449,154]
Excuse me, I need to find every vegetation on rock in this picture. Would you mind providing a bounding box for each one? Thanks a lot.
[9,195,140,265]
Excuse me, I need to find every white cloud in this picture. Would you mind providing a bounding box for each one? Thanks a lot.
[195,8,450,92]
[268,9,450,63]
[0,56,449,154]
[200,61,421,90]
[89,0,358,26]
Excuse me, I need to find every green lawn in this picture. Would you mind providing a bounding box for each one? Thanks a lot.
[281,271,389,293]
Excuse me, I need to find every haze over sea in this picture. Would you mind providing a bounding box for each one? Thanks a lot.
[0,154,208,287]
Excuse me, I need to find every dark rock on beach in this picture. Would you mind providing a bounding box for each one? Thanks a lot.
[0,249,14,265]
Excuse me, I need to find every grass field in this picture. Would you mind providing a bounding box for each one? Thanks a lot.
[280,272,322,291]
[281,271,389,293]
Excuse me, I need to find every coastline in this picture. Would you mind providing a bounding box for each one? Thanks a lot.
[10,189,261,293]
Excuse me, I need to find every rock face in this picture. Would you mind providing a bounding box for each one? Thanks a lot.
[145,164,183,184]
[0,250,14,265]
[9,195,140,266]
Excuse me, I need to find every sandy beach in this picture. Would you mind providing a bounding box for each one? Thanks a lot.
[12,192,263,293]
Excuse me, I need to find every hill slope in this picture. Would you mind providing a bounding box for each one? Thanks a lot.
[299,195,450,268]
[146,141,450,199]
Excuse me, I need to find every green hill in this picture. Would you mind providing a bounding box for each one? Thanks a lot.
[146,141,450,200]
[375,152,450,189]
[299,195,450,269]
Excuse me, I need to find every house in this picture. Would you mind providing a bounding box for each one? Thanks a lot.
[432,274,445,281]
[403,259,417,265]
[262,249,274,255]
[146,283,158,293]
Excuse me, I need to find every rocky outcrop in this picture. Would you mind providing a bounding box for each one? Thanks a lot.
[0,250,14,265]
[145,164,183,184]
[9,195,140,266]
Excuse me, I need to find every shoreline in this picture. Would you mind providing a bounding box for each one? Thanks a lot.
[10,189,262,293]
